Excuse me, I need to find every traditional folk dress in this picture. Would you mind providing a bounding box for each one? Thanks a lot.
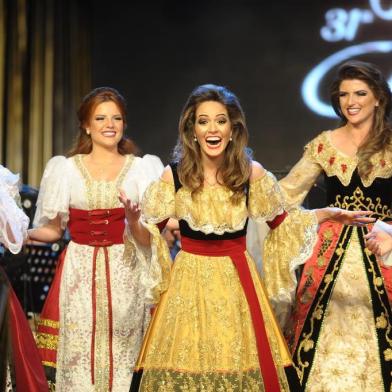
[130,164,318,391]
[276,130,392,392]
[0,166,48,392]
[34,154,163,392]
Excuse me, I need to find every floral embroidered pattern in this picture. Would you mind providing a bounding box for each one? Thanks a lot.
[305,131,392,187]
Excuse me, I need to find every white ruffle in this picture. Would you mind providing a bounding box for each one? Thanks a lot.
[33,156,71,229]
[0,166,29,254]
[135,155,164,200]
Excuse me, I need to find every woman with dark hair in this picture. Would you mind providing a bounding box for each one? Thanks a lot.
[28,87,164,391]
[127,84,370,391]
[275,61,392,391]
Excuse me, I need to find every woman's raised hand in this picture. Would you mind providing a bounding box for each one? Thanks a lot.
[118,189,141,226]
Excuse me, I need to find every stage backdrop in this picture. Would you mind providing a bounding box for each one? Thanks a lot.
[91,0,392,173]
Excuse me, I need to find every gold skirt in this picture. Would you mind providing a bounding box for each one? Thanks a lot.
[133,249,294,391]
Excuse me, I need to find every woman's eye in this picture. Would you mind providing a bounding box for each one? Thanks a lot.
[218,119,227,125]
[357,91,367,96]
[95,116,105,121]
[198,119,208,125]
[338,92,347,97]
[114,116,123,121]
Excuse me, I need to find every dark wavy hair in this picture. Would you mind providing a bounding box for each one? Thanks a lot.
[330,61,392,178]
[68,87,138,156]
[173,84,252,203]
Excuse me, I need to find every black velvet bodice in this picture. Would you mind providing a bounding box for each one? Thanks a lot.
[325,169,392,221]
[170,163,248,240]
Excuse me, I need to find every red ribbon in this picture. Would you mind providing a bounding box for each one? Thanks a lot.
[181,236,281,392]
[267,211,288,230]
[69,208,125,391]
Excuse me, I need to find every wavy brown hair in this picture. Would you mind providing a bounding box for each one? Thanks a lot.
[68,87,139,157]
[173,84,252,203]
[330,61,392,178]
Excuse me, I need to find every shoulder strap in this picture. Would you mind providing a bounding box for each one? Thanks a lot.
[169,162,182,193]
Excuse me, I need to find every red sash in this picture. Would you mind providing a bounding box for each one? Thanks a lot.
[181,236,281,392]
[37,208,125,391]
[6,276,49,391]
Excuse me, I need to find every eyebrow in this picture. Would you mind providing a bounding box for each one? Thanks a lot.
[197,113,228,117]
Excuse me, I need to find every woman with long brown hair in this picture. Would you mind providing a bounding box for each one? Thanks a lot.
[127,84,370,391]
[28,87,164,391]
[275,61,392,391]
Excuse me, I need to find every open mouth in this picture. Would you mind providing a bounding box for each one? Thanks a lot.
[347,108,360,115]
[206,136,222,146]
[102,131,117,137]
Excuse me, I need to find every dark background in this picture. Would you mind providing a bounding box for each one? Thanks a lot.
[91,0,392,171]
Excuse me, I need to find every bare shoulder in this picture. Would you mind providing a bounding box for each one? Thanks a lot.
[250,160,266,181]
[161,165,174,183]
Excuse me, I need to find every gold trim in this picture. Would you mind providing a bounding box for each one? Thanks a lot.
[38,318,60,329]
[36,332,58,350]
[332,186,392,220]
[295,227,350,383]
[42,361,56,368]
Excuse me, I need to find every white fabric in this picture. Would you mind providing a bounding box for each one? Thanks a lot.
[34,154,163,391]
[370,220,392,267]
[0,165,29,254]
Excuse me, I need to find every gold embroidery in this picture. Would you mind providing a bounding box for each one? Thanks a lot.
[72,154,135,390]
[139,368,267,392]
[306,131,392,187]
[376,314,388,329]
[38,318,59,329]
[295,228,350,383]
[332,187,391,220]
[362,228,392,353]
[384,348,392,361]
[36,332,58,350]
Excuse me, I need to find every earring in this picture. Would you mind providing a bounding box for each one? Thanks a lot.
[86,129,90,135]
[194,136,197,142]
[229,136,233,141]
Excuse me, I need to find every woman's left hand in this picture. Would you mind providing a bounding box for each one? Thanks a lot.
[119,189,141,226]
[365,230,392,257]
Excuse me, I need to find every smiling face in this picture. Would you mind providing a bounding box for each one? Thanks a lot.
[87,101,124,150]
[339,79,379,128]
[194,100,232,161]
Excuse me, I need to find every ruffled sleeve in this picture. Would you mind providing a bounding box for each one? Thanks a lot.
[33,156,71,229]
[135,154,165,202]
[125,178,174,304]
[279,138,323,209]
[249,171,318,326]
[0,166,29,253]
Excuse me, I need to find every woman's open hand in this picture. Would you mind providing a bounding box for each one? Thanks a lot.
[118,189,141,227]
[316,207,375,226]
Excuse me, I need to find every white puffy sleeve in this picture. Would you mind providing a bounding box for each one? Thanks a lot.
[123,154,169,304]
[0,166,29,254]
[33,156,71,229]
[136,154,165,200]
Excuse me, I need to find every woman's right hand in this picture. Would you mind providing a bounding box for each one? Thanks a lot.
[118,189,141,227]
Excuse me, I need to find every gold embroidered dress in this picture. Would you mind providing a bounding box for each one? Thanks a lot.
[277,131,392,392]
[130,164,318,391]
[34,154,163,392]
